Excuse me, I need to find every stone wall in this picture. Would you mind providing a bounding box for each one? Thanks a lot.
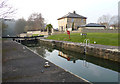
[51,31,66,35]
[27,31,48,36]
[79,28,118,33]
[40,32,48,35]
[39,39,120,63]
[19,31,49,37]
[52,29,118,35]
[19,33,27,37]
[52,31,81,35]
[86,46,119,62]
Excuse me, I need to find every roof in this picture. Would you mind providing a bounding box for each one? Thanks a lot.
[57,11,87,20]
[85,23,105,27]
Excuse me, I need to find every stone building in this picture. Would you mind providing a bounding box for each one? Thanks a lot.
[57,11,87,31]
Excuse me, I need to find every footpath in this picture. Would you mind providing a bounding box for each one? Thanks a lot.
[2,40,90,83]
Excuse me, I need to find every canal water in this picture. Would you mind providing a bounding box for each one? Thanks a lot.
[23,42,119,82]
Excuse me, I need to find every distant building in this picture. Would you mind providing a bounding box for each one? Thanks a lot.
[109,25,118,29]
[1,18,16,36]
[100,22,109,29]
[109,25,114,29]
[0,18,15,22]
[57,11,87,31]
[81,23,105,29]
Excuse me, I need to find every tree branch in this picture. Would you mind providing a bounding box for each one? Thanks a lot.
[0,0,17,18]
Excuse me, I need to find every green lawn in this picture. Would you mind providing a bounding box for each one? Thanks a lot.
[47,33,118,46]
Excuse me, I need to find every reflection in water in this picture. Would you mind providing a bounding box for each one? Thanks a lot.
[22,42,119,82]
[58,51,77,63]
[57,48,119,73]
[58,51,90,68]
[82,54,89,68]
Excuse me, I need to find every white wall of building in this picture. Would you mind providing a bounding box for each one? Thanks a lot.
[85,27,105,29]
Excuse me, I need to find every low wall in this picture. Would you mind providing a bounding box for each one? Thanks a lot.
[51,29,118,35]
[51,31,82,35]
[52,31,66,35]
[19,31,48,37]
[40,32,48,35]
[19,33,27,37]
[39,39,120,63]
[28,31,48,35]
[79,29,118,33]
[27,31,41,35]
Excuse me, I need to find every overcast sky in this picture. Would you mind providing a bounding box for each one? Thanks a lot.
[8,0,119,28]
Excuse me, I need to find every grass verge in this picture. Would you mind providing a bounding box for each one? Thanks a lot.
[47,33,118,46]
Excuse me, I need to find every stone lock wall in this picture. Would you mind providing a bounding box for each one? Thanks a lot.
[40,39,85,54]
[39,39,120,63]
[62,42,85,53]
[86,46,119,62]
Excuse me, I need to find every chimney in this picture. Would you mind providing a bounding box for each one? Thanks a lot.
[73,11,76,14]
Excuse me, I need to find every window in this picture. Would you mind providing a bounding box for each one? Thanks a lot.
[81,19,83,23]
[71,18,74,22]
[61,26,63,31]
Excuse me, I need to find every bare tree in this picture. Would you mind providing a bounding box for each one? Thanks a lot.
[97,15,111,23]
[97,15,111,28]
[27,13,45,31]
[24,25,29,32]
[0,0,16,18]
[109,15,118,29]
